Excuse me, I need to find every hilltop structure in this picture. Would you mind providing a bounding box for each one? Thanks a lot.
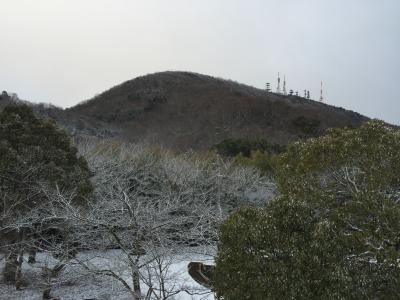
[266,74,325,103]
[319,81,324,102]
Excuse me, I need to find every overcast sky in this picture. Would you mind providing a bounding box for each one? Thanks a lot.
[1,0,399,124]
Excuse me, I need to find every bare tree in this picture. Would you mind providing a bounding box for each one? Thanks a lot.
[0,184,81,298]
[67,140,275,299]
[1,140,275,299]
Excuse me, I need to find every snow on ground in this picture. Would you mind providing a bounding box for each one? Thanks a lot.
[0,248,215,300]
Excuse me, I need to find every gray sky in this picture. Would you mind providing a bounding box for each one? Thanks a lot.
[1,0,399,124]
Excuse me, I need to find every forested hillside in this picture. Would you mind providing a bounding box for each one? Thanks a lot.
[1,71,369,151]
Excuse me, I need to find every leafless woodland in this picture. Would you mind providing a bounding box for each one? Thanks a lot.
[0,140,275,299]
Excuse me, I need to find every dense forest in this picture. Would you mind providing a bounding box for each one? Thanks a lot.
[1,105,399,299]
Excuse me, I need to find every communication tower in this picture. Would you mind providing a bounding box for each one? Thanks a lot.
[265,82,271,92]
[276,73,281,94]
[283,76,287,95]
[319,81,324,102]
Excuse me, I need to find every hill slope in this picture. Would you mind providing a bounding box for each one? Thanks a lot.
[66,71,368,150]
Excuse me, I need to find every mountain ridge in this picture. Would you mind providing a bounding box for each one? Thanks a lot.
[1,71,369,151]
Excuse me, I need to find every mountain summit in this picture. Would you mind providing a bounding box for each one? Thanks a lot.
[67,71,367,150]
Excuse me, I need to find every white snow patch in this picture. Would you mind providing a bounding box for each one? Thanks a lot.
[0,248,215,300]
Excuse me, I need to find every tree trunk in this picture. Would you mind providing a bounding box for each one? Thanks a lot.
[145,287,153,300]
[132,259,141,300]
[15,249,24,290]
[28,248,36,264]
[3,250,18,283]
[159,262,166,300]
[42,285,52,299]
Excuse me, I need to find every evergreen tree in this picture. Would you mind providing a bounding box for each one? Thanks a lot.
[0,105,92,283]
[214,120,400,299]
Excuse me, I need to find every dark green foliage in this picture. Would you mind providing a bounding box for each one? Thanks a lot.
[0,105,92,212]
[212,138,286,175]
[214,120,400,299]
[213,138,286,175]
[234,150,277,175]
[213,138,285,158]
[292,116,321,135]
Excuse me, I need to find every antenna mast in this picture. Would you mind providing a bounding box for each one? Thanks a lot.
[283,76,287,95]
[319,81,324,102]
[276,73,281,94]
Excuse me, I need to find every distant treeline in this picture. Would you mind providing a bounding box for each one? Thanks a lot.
[212,138,287,174]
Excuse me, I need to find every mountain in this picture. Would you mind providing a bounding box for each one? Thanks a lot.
[1,72,369,151]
